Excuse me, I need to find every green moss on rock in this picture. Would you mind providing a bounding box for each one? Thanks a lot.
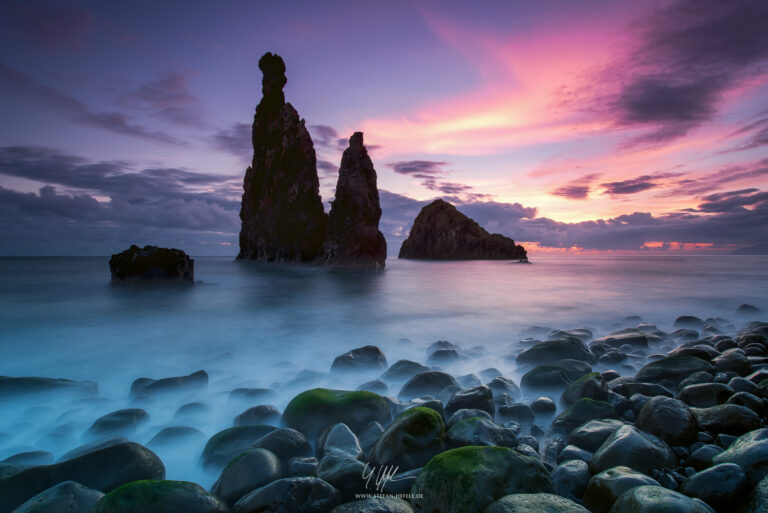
[90,480,228,513]
[372,407,445,470]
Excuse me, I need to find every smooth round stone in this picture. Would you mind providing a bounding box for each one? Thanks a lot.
[635,396,698,446]
[530,397,556,416]
[357,380,389,395]
[331,345,387,373]
[497,403,534,426]
[551,459,591,499]
[608,485,715,513]
[233,477,341,513]
[211,448,282,505]
[567,419,625,453]
[84,408,149,438]
[687,444,723,471]
[11,481,104,513]
[200,425,277,470]
[447,408,493,428]
[91,480,227,513]
[680,463,746,512]
[234,405,281,427]
[484,492,590,512]
[319,423,362,460]
[712,428,768,485]
[445,385,494,417]
[557,445,592,464]
[447,417,518,449]
[487,377,521,400]
[331,496,414,513]
[148,426,205,447]
[583,466,660,513]
[253,428,312,463]
[590,425,674,475]
[678,383,734,408]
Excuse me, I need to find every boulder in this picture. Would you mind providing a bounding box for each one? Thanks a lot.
[380,360,431,383]
[109,245,193,284]
[84,408,149,439]
[554,398,616,434]
[590,425,675,475]
[316,455,367,502]
[608,485,715,513]
[517,338,596,366]
[521,365,573,390]
[235,405,282,427]
[211,448,282,505]
[687,444,723,470]
[749,473,768,513]
[635,396,698,446]
[237,52,327,262]
[282,388,390,439]
[680,463,747,512]
[677,383,733,408]
[445,385,494,417]
[318,423,362,460]
[712,428,768,485]
[583,466,660,513]
[427,349,460,365]
[332,497,413,513]
[252,428,312,463]
[634,355,714,390]
[11,480,104,513]
[399,372,458,400]
[0,441,164,513]
[200,425,276,470]
[487,377,521,400]
[411,446,552,513]
[447,408,493,428]
[551,459,590,499]
[0,376,97,399]
[323,132,387,270]
[331,345,387,373]
[1,450,52,466]
[398,199,526,260]
[561,372,609,407]
[371,407,446,470]
[483,493,589,512]
[446,416,517,449]
[233,477,340,513]
[130,370,208,396]
[567,419,625,452]
[148,426,205,447]
[692,404,761,436]
[91,480,228,513]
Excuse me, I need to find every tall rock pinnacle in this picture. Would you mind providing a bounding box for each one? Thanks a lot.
[323,132,387,270]
[237,52,327,262]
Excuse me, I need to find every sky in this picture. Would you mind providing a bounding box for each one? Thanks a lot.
[0,0,767,256]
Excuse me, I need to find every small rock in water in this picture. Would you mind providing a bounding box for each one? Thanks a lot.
[130,370,208,396]
[211,448,282,506]
[84,408,150,439]
[331,345,387,373]
[109,245,194,284]
[200,425,277,470]
[148,426,205,447]
[252,428,312,463]
[234,405,282,427]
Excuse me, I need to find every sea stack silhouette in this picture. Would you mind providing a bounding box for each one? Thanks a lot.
[237,52,327,262]
[323,132,387,270]
[238,52,386,269]
[399,199,527,260]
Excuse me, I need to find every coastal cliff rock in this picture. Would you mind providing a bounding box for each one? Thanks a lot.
[398,199,527,260]
[109,245,193,284]
[323,132,387,270]
[237,52,327,262]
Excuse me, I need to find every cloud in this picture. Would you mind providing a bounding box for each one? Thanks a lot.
[551,173,600,200]
[213,122,251,156]
[696,190,768,213]
[0,62,185,145]
[608,0,768,145]
[601,175,660,195]
[118,71,203,126]
[0,1,93,50]
[389,160,448,176]
[317,160,337,175]
[670,159,768,195]
[309,125,345,150]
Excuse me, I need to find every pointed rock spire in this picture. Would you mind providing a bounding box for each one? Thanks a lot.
[323,132,387,270]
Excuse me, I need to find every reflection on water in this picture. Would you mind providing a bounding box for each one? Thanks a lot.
[0,254,766,483]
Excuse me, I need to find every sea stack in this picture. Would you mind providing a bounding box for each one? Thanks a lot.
[399,199,527,260]
[323,132,387,270]
[237,52,327,262]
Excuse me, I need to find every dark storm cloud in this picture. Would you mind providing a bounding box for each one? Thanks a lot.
[602,0,768,145]
[0,1,93,50]
[118,72,204,126]
[0,63,184,145]
[213,122,252,156]
[551,173,600,200]
[696,190,768,213]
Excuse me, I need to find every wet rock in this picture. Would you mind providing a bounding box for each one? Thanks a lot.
[487,377,521,400]
[635,396,698,446]
[201,425,277,470]
[331,345,387,373]
[323,132,386,269]
[555,359,594,381]
[318,423,362,460]
[109,245,194,284]
[237,52,327,262]
[712,428,768,485]
[357,380,388,395]
[253,428,312,463]
[686,444,723,470]
[552,459,591,499]
[383,467,422,495]
[130,370,208,396]
[483,493,590,512]
[675,316,704,329]
[233,476,340,513]
[398,199,527,260]
[1,450,52,466]
[411,446,552,513]
[634,355,714,390]
[0,440,164,513]
[0,376,97,399]
[372,407,446,470]
[554,398,616,434]
[235,405,282,427]
[738,304,762,315]
[521,365,573,390]
[679,371,715,390]
[497,403,535,426]
[380,360,431,383]
[567,419,625,452]
[713,349,751,375]
[561,372,609,407]
[531,397,557,416]
[678,383,734,408]
[445,385,494,417]
[84,408,149,439]
[447,408,493,428]
[211,448,282,505]
[357,421,384,455]
[727,390,764,413]
[399,371,458,400]
[91,480,227,513]
[282,388,390,439]
[517,338,596,366]
[316,455,367,502]
[583,466,660,513]
[680,463,746,512]
[286,456,317,478]
[456,373,483,388]
[692,404,761,436]
[730,376,761,394]
[590,425,675,475]
[557,445,593,464]
[609,485,715,512]
[591,331,660,351]
[332,496,414,513]
[609,379,673,399]
[148,426,205,447]
[173,402,211,422]
[446,416,517,449]
[427,349,460,365]
[749,473,768,513]
[11,480,104,513]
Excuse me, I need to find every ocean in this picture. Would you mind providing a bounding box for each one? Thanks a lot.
[1,254,766,484]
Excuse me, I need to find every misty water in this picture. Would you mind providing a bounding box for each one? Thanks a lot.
[1,255,767,486]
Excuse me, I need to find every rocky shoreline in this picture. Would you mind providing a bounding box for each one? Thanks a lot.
[2,310,768,512]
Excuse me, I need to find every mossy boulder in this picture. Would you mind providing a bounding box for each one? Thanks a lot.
[634,355,714,390]
[372,407,446,470]
[483,493,590,512]
[90,480,227,513]
[521,365,573,390]
[282,388,390,439]
[554,398,616,434]
[411,446,553,513]
[200,425,276,470]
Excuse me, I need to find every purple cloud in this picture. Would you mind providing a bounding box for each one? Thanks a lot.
[118,71,203,126]
[213,122,251,156]
[551,173,600,200]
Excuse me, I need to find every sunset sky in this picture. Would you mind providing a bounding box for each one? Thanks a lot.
[1,0,767,255]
